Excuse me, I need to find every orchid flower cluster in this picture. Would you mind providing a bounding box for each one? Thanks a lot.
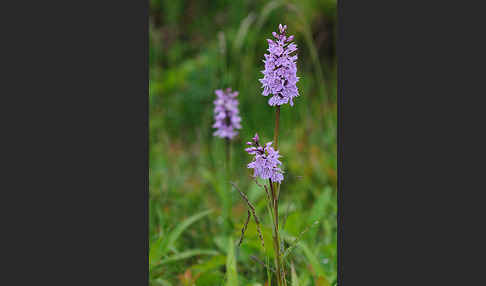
[213,24,299,286]
[212,88,242,140]
[245,133,284,183]
[259,24,300,107]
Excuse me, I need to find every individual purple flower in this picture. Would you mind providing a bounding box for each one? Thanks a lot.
[245,133,284,183]
[212,88,242,140]
[259,24,300,107]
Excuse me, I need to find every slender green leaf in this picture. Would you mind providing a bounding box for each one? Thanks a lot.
[159,249,219,264]
[225,237,238,286]
[149,236,166,270]
[150,209,213,270]
[167,209,213,250]
[192,255,226,274]
[299,242,325,277]
[151,278,172,286]
[308,188,331,238]
[291,263,299,286]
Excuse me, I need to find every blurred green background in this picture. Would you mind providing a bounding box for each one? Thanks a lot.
[149,0,337,285]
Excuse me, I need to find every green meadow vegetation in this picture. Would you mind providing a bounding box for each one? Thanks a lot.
[149,0,337,285]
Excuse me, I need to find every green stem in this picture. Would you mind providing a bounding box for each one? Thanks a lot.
[271,106,286,286]
[273,106,280,149]
[269,181,281,286]
[224,138,231,233]
[226,138,231,171]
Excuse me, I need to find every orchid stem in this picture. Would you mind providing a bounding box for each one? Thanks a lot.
[224,138,231,233]
[271,105,286,286]
[273,106,280,149]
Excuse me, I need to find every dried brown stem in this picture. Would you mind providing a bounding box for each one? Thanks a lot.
[238,210,251,246]
[232,182,265,248]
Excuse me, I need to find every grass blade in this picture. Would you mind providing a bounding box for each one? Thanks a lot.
[225,237,238,286]
[191,254,226,274]
[150,209,213,271]
[149,236,166,271]
[159,249,219,265]
[167,209,213,251]
[291,263,299,286]
[151,278,172,286]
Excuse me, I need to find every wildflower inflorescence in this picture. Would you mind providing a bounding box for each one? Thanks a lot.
[245,133,284,183]
[259,24,300,106]
[212,88,242,139]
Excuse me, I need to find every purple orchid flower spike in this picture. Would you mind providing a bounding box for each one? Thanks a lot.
[259,24,300,107]
[245,133,284,183]
[212,88,242,140]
